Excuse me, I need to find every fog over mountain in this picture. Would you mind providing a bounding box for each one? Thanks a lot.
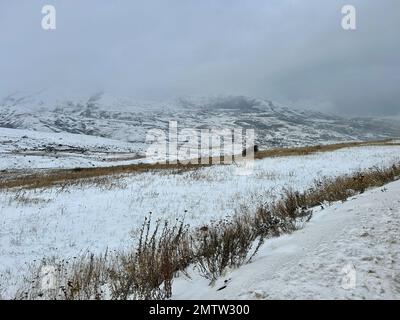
[0,0,399,116]
[1,93,399,150]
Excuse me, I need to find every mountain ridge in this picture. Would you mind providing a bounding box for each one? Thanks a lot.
[1,92,399,148]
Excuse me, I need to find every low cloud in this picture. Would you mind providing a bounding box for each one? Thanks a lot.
[0,0,399,116]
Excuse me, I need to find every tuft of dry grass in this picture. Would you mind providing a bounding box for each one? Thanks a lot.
[108,216,192,300]
[193,215,257,281]
[300,164,400,207]
[17,216,192,300]
[16,253,110,300]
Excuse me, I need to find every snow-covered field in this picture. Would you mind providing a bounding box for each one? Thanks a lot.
[1,143,400,298]
[0,127,144,170]
[173,179,400,299]
[0,127,244,170]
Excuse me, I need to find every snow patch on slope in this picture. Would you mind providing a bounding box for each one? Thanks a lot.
[173,180,400,300]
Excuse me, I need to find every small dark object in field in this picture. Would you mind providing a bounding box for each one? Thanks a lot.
[242,145,259,156]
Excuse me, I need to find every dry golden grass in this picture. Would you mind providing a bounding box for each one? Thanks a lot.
[1,139,398,190]
[0,162,212,190]
[254,139,397,159]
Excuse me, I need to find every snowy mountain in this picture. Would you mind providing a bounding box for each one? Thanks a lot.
[1,92,399,149]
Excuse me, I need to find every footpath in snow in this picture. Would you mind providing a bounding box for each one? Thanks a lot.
[173,180,400,300]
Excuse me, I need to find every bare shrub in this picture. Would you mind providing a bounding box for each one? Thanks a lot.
[16,216,192,300]
[17,253,110,300]
[254,165,400,240]
[107,216,192,299]
[193,214,258,281]
[301,164,400,208]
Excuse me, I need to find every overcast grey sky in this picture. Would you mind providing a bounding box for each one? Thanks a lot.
[0,0,399,115]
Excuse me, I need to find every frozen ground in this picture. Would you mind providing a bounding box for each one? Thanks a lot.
[0,127,242,170]
[0,144,400,298]
[173,179,400,300]
[0,127,144,170]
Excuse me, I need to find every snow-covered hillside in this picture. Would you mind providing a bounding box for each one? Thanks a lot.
[1,144,399,298]
[173,179,400,300]
[1,92,399,149]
